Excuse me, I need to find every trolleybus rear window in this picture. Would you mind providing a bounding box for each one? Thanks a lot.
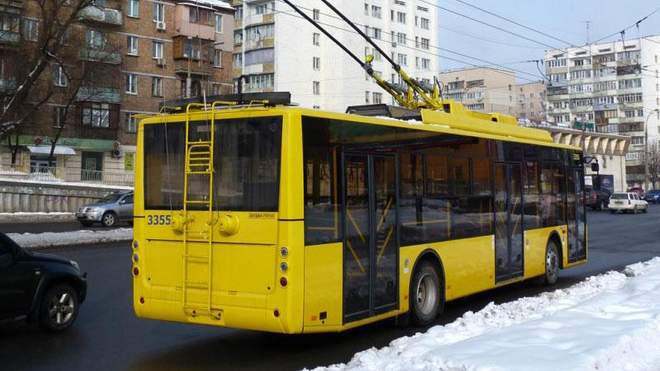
[143,116,282,211]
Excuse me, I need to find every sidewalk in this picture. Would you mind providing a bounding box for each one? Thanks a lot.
[0,212,76,224]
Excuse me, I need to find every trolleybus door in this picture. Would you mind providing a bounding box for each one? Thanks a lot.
[566,167,587,262]
[343,153,398,322]
[494,162,524,281]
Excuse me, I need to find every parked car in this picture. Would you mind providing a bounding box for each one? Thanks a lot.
[76,191,133,227]
[585,187,611,210]
[0,233,86,332]
[609,192,648,214]
[644,189,660,204]
[627,186,645,199]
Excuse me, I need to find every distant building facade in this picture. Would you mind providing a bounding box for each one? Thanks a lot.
[230,0,439,112]
[544,35,660,187]
[438,67,517,116]
[0,0,234,185]
[514,81,546,123]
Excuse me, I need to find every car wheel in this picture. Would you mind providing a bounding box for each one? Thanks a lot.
[79,221,93,227]
[39,284,79,332]
[644,206,648,213]
[410,261,443,326]
[610,209,615,214]
[102,211,117,227]
[633,206,639,214]
[541,240,560,286]
[599,200,606,210]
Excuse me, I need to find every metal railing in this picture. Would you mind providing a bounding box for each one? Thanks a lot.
[0,163,134,186]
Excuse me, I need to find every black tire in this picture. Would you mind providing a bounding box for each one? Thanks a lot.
[541,240,560,286]
[79,221,93,227]
[610,209,616,214]
[409,261,443,326]
[633,207,639,214]
[38,284,79,332]
[643,206,648,213]
[599,200,606,210]
[101,211,117,227]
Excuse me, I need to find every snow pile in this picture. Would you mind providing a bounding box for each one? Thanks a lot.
[0,212,75,224]
[9,228,133,248]
[315,258,660,371]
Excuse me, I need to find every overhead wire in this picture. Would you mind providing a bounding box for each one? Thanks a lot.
[272,1,544,82]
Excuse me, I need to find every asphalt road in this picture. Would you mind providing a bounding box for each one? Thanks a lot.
[1,207,659,371]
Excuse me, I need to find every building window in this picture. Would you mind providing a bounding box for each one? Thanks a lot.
[312,8,320,21]
[215,14,223,33]
[397,53,407,66]
[183,39,201,59]
[125,112,137,133]
[365,91,370,103]
[420,38,430,50]
[212,83,221,95]
[371,5,381,18]
[373,92,382,104]
[152,40,163,59]
[213,49,222,67]
[0,13,20,34]
[86,29,106,49]
[22,19,38,41]
[53,106,67,128]
[127,35,138,55]
[631,136,644,145]
[82,103,110,128]
[371,27,381,40]
[396,32,406,45]
[153,2,164,23]
[151,77,162,97]
[312,56,320,70]
[126,73,138,94]
[421,58,430,70]
[254,3,271,15]
[313,81,320,95]
[420,17,429,30]
[128,0,139,18]
[53,65,68,87]
[312,32,320,46]
[189,7,212,25]
[396,11,406,24]
[364,3,368,15]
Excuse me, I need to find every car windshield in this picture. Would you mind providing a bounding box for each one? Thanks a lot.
[611,193,629,200]
[98,193,124,203]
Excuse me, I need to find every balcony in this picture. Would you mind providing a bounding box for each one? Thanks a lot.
[76,87,121,104]
[0,78,16,92]
[593,103,617,111]
[78,6,123,26]
[173,60,212,76]
[0,31,19,45]
[79,48,121,64]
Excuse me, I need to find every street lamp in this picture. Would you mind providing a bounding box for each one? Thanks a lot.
[644,108,660,190]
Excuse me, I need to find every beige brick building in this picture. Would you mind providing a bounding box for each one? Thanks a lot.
[0,0,234,185]
[438,67,516,116]
[515,81,546,123]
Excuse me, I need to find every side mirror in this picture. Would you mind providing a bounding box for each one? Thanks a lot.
[591,163,599,172]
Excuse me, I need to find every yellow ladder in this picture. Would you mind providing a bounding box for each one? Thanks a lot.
[181,103,216,318]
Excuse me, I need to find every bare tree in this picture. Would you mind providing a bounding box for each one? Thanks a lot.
[645,140,660,190]
[0,0,94,141]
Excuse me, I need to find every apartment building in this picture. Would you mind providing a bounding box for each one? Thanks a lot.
[515,81,546,123]
[544,35,660,186]
[438,67,517,115]
[0,0,234,185]
[231,0,439,112]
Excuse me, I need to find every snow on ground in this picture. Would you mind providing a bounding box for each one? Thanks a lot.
[0,212,75,224]
[9,228,133,248]
[315,258,660,371]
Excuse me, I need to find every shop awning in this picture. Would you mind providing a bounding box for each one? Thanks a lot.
[27,145,76,156]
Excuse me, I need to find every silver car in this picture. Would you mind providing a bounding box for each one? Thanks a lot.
[76,191,133,227]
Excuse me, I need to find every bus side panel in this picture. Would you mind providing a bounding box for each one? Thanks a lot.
[303,243,343,331]
[399,235,495,312]
[523,226,565,279]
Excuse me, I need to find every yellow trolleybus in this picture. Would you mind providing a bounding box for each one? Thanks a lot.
[132,98,587,333]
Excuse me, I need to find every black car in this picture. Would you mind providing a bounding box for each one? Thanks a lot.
[585,187,612,210]
[0,233,86,331]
